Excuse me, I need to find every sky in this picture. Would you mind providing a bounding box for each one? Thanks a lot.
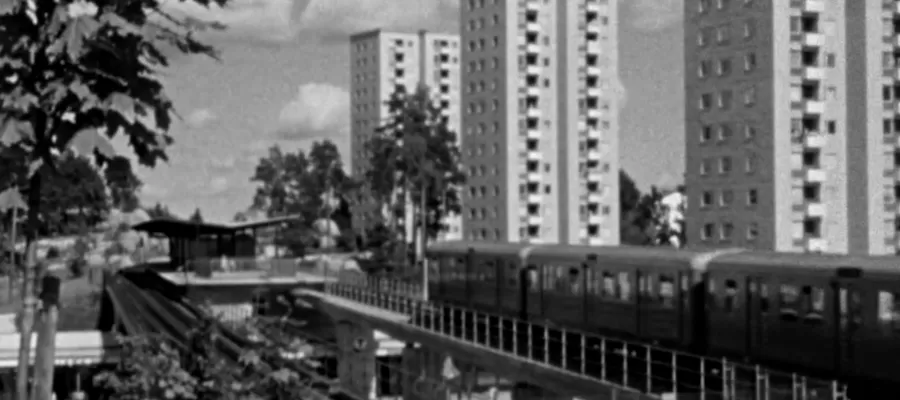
[125,0,685,222]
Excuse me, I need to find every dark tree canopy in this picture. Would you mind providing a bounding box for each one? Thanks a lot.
[248,140,355,255]
[365,85,465,241]
[145,202,174,219]
[188,208,204,223]
[104,155,142,212]
[35,153,110,235]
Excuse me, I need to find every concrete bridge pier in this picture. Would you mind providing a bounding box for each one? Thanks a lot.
[334,320,376,398]
[401,343,450,400]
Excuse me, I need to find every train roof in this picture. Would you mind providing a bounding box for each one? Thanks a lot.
[529,244,709,270]
[709,250,900,277]
[427,240,532,257]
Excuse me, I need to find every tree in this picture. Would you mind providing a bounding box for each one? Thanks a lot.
[0,0,230,396]
[146,202,175,220]
[365,85,465,258]
[36,153,110,236]
[188,208,204,223]
[249,140,355,255]
[104,155,142,212]
[619,169,647,245]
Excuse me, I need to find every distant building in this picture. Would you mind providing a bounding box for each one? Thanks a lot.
[683,1,897,255]
[348,29,462,242]
[459,0,621,244]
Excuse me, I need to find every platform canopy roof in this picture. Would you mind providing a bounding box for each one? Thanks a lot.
[131,215,302,238]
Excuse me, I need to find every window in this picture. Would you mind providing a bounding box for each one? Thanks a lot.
[747,222,759,240]
[659,275,675,308]
[601,271,616,297]
[718,156,732,174]
[877,291,900,329]
[617,272,632,301]
[779,284,800,319]
[720,222,734,240]
[701,191,713,207]
[723,279,739,312]
[719,190,734,207]
[700,125,713,142]
[700,159,711,175]
[699,93,712,110]
[743,86,757,106]
[701,223,715,240]
[744,53,757,71]
[747,189,758,205]
[802,286,825,320]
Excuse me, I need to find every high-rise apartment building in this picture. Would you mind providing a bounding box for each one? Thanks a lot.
[349,29,462,241]
[685,0,899,255]
[460,0,621,244]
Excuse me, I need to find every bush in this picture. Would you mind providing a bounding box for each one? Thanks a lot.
[69,258,87,278]
[46,246,60,260]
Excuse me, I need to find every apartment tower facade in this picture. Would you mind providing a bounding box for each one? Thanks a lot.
[685,0,899,255]
[461,0,621,244]
[349,29,463,241]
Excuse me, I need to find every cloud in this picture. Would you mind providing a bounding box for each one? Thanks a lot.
[625,0,682,32]
[163,0,458,44]
[208,155,238,170]
[140,183,171,199]
[208,177,231,194]
[276,83,350,141]
[185,108,216,128]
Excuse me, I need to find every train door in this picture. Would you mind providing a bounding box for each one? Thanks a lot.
[745,276,768,358]
[832,280,862,377]
[518,265,535,320]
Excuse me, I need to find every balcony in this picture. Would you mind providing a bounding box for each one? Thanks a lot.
[585,66,601,76]
[586,23,600,35]
[526,128,541,139]
[527,215,542,225]
[526,150,542,161]
[805,202,826,218]
[894,35,900,48]
[586,41,602,54]
[894,102,900,115]
[588,236,605,246]
[585,2,599,13]
[803,100,825,114]
[588,214,602,225]
[805,238,828,253]
[802,32,825,47]
[526,172,541,182]
[526,107,541,118]
[526,64,541,75]
[587,171,603,182]
[526,22,541,32]
[587,192,603,203]
[527,193,541,203]
[587,108,600,119]
[804,167,826,182]
[803,133,827,148]
[526,85,540,96]
[802,0,825,13]
[587,149,602,160]
[895,2,900,14]
[525,43,540,54]
[525,0,538,11]
[586,87,600,97]
[802,66,824,81]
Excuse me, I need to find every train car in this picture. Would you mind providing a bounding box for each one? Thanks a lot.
[706,251,900,393]
[524,245,737,348]
[426,241,533,316]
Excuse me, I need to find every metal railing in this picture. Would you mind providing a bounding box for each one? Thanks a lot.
[324,280,849,400]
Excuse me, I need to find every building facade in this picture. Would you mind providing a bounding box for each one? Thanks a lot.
[684,0,899,255]
[349,29,462,242]
[460,0,621,244]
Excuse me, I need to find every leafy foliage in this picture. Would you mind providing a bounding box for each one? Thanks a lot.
[104,155,142,212]
[36,153,109,235]
[146,202,175,219]
[188,208,204,223]
[95,317,322,400]
[249,140,356,255]
[364,85,465,242]
[620,169,686,247]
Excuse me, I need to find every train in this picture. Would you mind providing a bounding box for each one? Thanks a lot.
[423,241,900,397]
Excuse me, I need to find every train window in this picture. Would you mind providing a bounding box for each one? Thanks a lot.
[644,274,657,297]
[617,272,632,302]
[759,284,769,313]
[568,267,582,294]
[585,269,598,295]
[484,259,496,281]
[505,262,517,287]
[779,284,800,318]
[723,280,739,312]
[801,286,825,320]
[541,265,554,290]
[602,272,616,298]
[526,265,539,292]
[659,275,675,308]
[877,291,900,329]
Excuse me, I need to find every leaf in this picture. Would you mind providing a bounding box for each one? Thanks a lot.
[106,93,136,124]
[69,128,117,159]
[0,116,34,146]
[100,12,142,36]
[0,187,27,212]
[62,15,101,61]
